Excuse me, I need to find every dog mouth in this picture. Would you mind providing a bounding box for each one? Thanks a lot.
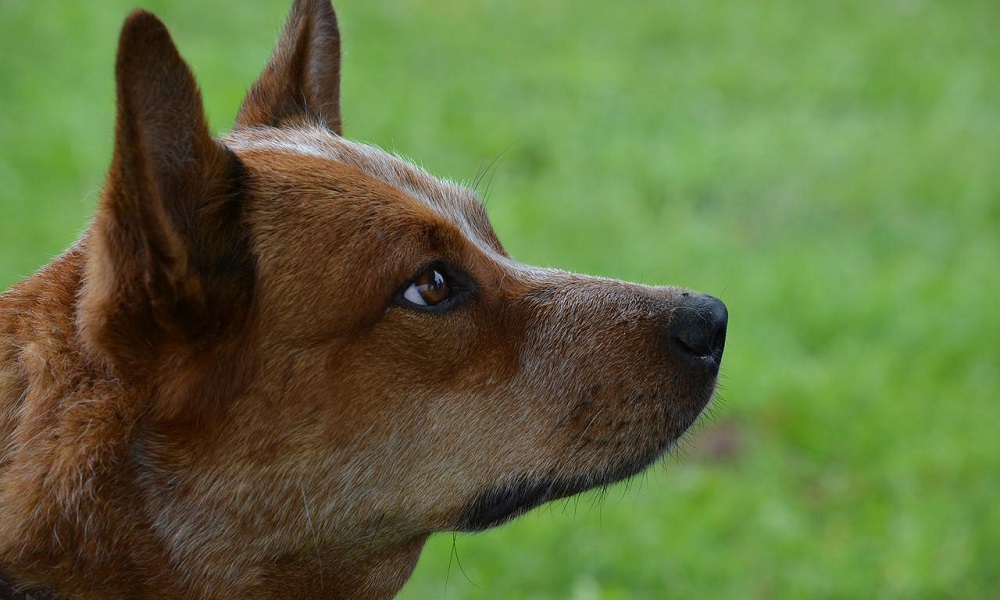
[455,449,667,532]
[454,381,719,532]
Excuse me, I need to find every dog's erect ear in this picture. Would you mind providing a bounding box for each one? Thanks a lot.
[235,0,342,133]
[79,11,254,417]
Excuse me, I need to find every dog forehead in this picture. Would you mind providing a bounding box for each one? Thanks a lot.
[224,125,498,250]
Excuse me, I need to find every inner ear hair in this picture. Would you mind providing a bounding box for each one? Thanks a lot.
[235,0,343,133]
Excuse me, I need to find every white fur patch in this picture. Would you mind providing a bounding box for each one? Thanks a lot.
[224,126,500,258]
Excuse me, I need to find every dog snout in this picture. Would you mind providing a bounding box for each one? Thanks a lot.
[668,293,728,365]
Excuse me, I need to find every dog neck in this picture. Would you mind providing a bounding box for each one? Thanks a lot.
[0,572,55,600]
[0,580,51,600]
[244,537,428,599]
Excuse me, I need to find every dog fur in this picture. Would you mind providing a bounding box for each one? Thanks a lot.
[0,1,727,598]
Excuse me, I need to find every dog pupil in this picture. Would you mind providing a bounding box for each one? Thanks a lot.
[419,269,447,304]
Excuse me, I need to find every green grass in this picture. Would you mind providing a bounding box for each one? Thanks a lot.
[2,0,998,597]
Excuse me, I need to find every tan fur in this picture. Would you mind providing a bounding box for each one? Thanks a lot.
[0,1,727,598]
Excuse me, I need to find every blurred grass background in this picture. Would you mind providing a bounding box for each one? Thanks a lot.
[1,0,998,597]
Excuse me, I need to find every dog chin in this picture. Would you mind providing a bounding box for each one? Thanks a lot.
[454,447,668,532]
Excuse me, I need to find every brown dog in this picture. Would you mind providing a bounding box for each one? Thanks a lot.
[0,1,727,598]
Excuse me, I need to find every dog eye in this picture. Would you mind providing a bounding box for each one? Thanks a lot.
[403,267,450,307]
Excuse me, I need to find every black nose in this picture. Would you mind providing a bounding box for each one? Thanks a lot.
[669,294,728,362]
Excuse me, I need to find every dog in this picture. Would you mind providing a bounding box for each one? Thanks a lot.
[0,0,728,597]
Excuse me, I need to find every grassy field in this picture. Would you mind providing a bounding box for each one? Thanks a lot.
[2,0,998,597]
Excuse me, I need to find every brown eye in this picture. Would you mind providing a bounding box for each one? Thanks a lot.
[403,267,449,307]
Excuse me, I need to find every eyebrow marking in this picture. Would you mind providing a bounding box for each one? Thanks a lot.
[225,126,503,256]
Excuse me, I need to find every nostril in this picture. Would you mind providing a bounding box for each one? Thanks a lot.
[673,325,723,357]
[670,295,728,360]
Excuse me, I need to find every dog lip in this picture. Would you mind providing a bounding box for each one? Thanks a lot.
[699,351,724,377]
[456,479,577,532]
[455,452,664,532]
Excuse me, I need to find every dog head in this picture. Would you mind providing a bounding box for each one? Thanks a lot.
[74,0,726,594]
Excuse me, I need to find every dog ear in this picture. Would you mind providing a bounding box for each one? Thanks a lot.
[79,11,254,419]
[235,0,343,133]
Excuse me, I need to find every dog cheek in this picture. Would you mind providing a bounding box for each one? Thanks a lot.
[367,309,521,388]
